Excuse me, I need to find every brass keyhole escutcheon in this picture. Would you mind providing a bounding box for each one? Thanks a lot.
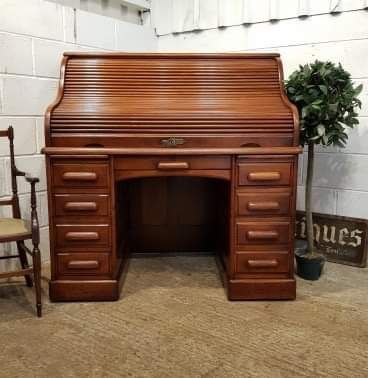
[160,137,185,147]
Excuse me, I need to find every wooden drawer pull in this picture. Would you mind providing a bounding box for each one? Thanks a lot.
[247,230,279,240]
[62,172,98,181]
[65,232,100,241]
[64,202,98,212]
[247,201,280,211]
[157,162,189,170]
[247,172,281,181]
[247,259,279,268]
[67,260,99,269]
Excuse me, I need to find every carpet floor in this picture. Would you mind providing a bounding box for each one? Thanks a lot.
[1,256,367,378]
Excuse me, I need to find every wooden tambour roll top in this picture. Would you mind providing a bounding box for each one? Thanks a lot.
[45,52,299,149]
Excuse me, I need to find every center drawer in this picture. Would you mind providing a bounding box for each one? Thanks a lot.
[55,224,111,249]
[115,156,231,170]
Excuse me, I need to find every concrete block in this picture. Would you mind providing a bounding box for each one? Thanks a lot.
[2,77,58,116]
[0,0,64,41]
[0,33,33,75]
[310,153,368,191]
[297,185,337,214]
[336,189,368,219]
[116,21,157,52]
[63,6,76,43]
[158,24,247,52]
[35,117,45,153]
[0,118,36,156]
[278,39,368,80]
[33,39,76,78]
[75,10,115,49]
[340,117,368,154]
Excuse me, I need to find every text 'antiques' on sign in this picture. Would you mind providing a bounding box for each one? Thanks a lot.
[295,211,368,267]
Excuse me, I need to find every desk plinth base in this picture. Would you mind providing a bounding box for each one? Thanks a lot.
[226,278,296,300]
[216,257,296,301]
[49,277,296,302]
[49,279,121,301]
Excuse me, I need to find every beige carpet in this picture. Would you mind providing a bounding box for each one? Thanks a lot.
[1,256,367,378]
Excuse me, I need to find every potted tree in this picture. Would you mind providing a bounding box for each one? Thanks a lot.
[285,60,363,280]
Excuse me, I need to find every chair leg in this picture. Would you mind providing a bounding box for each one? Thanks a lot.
[17,241,33,287]
[32,246,42,317]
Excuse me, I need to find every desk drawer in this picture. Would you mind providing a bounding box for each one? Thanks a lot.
[55,224,110,249]
[238,162,291,186]
[237,221,290,246]
[53,163,109,188]
[54,194,109,216]
[115,156,231,170]
[57,252,110,276]
[237,192,290,216]
[235,252,289,274]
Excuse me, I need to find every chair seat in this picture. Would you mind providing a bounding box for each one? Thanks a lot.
[0,218,31,241]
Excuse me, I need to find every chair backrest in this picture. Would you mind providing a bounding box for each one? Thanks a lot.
[0,126,21,218]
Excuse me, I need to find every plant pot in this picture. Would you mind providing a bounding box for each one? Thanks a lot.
[295,241,326,280]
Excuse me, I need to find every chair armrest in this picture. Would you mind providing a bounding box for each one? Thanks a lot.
[25,173,40,184]
[15,169,40,183]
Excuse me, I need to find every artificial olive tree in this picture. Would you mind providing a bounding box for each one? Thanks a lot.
[285,60,362,258]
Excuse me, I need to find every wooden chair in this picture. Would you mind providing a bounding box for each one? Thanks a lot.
[0,126,42,317]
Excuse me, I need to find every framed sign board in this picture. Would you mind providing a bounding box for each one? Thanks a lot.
[295,211,368,268]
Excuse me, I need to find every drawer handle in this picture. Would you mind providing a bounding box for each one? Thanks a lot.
[64,202,98,212]
[247,201,280,211]
[67,260,99,269]
[247,230,279,240]
[62,172,98,181]
[247,172,281,182]
[247,259,279,268]
[157,162,189,170]
[65,232,100,241]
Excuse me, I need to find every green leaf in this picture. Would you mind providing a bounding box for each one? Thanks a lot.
[319,85,328,95]
[354,84,363,96]
[317,124,325,136]
[329,103,338,113]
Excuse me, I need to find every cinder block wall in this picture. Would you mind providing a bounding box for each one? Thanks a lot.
[0,0,157,266]
[153,0,368,220]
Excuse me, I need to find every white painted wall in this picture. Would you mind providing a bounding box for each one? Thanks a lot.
[0,0,157,267]
[153,0,368,220]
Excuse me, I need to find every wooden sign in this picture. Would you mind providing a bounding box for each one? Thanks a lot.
[295,211,368,267]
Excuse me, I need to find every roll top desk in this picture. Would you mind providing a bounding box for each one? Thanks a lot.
[44,53,300,301]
